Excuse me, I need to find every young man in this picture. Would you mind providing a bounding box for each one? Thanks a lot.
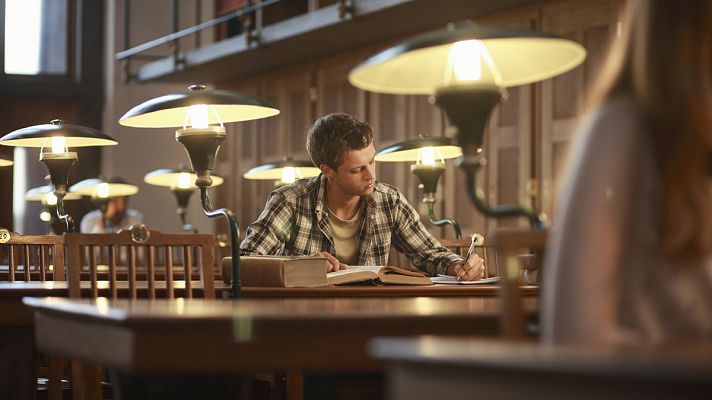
[240,113,484,280]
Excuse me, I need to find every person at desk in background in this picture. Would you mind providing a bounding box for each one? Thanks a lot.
[542,0,712,345]
[241,113,485,280]
[80,178,144,233]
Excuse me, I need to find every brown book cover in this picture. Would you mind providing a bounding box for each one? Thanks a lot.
[327,265,433,286]
[223,256,329,287]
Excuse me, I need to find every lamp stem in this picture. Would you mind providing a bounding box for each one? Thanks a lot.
[463,169,545,230]
[55,194,77,233]
[426,202,462,239]
[199,187,241,298]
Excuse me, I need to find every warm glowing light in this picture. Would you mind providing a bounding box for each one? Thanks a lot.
[417,146,444,166]
[176,172,192,189]
[45,192,57,206]
[446,39,502,86]
[39,210,51,222]
[451,40,482,81]
[281,167,297,184]
[96,183,110,198]
[188,104,209,129]
[50,136,67,154]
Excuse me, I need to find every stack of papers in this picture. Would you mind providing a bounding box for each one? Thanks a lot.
[430,275,501,285]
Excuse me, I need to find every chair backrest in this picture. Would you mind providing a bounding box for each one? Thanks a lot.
[0,228,65,282]
[64,226,216,299]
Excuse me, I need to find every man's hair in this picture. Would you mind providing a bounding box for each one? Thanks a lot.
[306,113,373,170]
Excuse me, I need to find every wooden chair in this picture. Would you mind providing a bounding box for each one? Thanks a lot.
[64,225,216,300]
[62,225,217,400]
[0,228,67,400]
[0,228,64,282]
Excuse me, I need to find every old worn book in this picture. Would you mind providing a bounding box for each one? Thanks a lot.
[327,265,433,286]
[224,256,329,287]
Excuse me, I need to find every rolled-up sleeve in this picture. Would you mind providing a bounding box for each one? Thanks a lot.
[390,191,462,275]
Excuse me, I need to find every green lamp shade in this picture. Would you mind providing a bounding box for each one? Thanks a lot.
[349,23,586,94]
[25,185,82,201]
[0,120,117,147]
[243,160,320,180]
[375,136,462,162]
[69,178,139,198]
[119,89,280,128]
[144,168,224,189]
[0,158,12,167]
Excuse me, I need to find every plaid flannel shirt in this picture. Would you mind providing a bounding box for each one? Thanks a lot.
[240,174,463,276]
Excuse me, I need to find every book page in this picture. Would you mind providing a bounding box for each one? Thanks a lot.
[328,265,383,277]
[430,275,501,285]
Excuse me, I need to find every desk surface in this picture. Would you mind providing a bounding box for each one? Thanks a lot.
[25,296,537,373]
[370,337,712,400]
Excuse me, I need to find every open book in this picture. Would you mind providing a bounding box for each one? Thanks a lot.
[327,265,433,286]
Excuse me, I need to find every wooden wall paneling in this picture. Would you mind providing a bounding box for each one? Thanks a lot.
[370,92,408,192]
[283,66,314,159]
[539,0,621,220]
[315,58,367,120]
[215,80,262,232]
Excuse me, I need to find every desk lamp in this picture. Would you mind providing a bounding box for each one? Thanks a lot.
[243,157,320,187]
[25,184,82,233]
[376,136,463,238]
[144,167,225,231]
[0,119,117,232]
[119,84,280,298]
[350,22,586,228]
[0,158,12,167]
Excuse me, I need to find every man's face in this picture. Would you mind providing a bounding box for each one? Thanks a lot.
[324,143,377,197]
[106,196,128,224]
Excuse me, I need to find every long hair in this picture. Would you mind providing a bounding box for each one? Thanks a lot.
[587,0,712,258]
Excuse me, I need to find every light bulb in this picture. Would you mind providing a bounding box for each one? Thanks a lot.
[50,136,68,154]
[176,172,192,189]
[451,40,482,81]
[40,211,51,222]
[281,167,297,184]
[188,104,209,129]
[445,39,502,87]
[45,192,58,206]
[96,183,110,198]
[417,147,444,166]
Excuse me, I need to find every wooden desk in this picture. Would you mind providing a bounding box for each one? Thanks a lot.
[370,337,712,400]
[26,297,537,373]
[24,296,537,399]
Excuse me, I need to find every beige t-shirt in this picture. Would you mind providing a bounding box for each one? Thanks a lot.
[326,206,361,265]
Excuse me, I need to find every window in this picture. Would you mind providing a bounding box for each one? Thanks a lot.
[3,0,68,76]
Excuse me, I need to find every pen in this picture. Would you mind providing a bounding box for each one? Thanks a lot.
[460,233,478,281]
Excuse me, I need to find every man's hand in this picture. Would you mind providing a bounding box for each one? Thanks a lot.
[447,253,485,281]
[313,251,348,272]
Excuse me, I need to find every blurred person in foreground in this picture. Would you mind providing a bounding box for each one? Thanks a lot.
[543,0,712,345]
